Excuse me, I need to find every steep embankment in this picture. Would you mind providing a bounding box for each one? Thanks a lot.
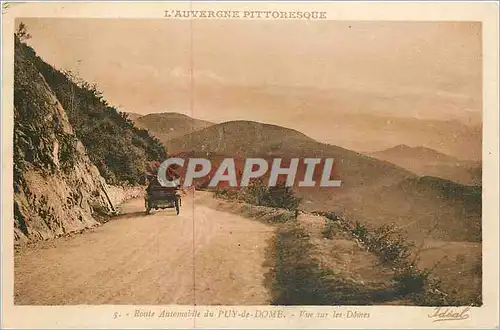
[25,43,165,185]
[13,38,164,244]
[14,38,116,244]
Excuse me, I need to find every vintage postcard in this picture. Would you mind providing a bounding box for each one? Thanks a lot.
[1,1,499,329]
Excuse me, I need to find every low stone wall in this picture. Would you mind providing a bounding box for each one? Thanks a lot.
[106,185,145,211]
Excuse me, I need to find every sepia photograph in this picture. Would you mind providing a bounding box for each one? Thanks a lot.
[2,1,499,329]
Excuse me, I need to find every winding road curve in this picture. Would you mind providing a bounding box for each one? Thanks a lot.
[14,192,275,305]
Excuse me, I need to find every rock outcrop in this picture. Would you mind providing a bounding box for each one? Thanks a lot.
[13,38,116,244]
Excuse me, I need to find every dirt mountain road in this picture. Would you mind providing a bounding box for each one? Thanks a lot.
[14,192,275,305]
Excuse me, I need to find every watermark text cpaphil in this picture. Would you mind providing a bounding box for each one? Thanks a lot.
[157,157,341,188]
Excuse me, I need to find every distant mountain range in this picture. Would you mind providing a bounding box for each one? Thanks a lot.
[370,145,481,186]
[127,112,213,141]
[286,113,482,162]
[147,82,481,161]
[134,114,481,244]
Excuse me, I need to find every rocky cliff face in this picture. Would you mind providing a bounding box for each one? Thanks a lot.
[13,39,116,244]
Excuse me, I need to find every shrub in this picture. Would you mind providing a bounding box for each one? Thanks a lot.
[351,221,368,240]
[215,179,302,211]
[214,187,239,200]
[393,264,430,296]
[261,181,302,210]
[58,132,78,171]
[322,223,335,239]
[322,217,342,240]
[241,179,301,210]
[242,178,268,205]
[367,223,412,265]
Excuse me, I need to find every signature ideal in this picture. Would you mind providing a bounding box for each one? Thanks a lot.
[428,307,471,322]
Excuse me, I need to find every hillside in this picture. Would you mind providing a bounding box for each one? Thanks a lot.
[167,120,414,189]
[169,121,481,243]
[13,37,165,243]
[372,145,459,162]
[14,37,115,243]
[324,176,482,243]
[125,112,143,121]
[22,42,166,184]
[168,120,315,153]
[371,145,482,186]
[133,112,213,142]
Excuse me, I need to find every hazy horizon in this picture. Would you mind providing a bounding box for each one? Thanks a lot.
[20,18,482,158]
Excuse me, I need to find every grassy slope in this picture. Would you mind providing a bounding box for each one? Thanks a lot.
[170,120,481,243]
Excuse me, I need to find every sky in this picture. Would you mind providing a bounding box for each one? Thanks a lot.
[21,19,482,126]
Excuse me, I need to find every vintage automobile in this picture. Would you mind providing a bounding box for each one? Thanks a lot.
[144,178,182,215]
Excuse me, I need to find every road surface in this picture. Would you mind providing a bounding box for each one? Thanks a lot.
[14,192,275,305]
